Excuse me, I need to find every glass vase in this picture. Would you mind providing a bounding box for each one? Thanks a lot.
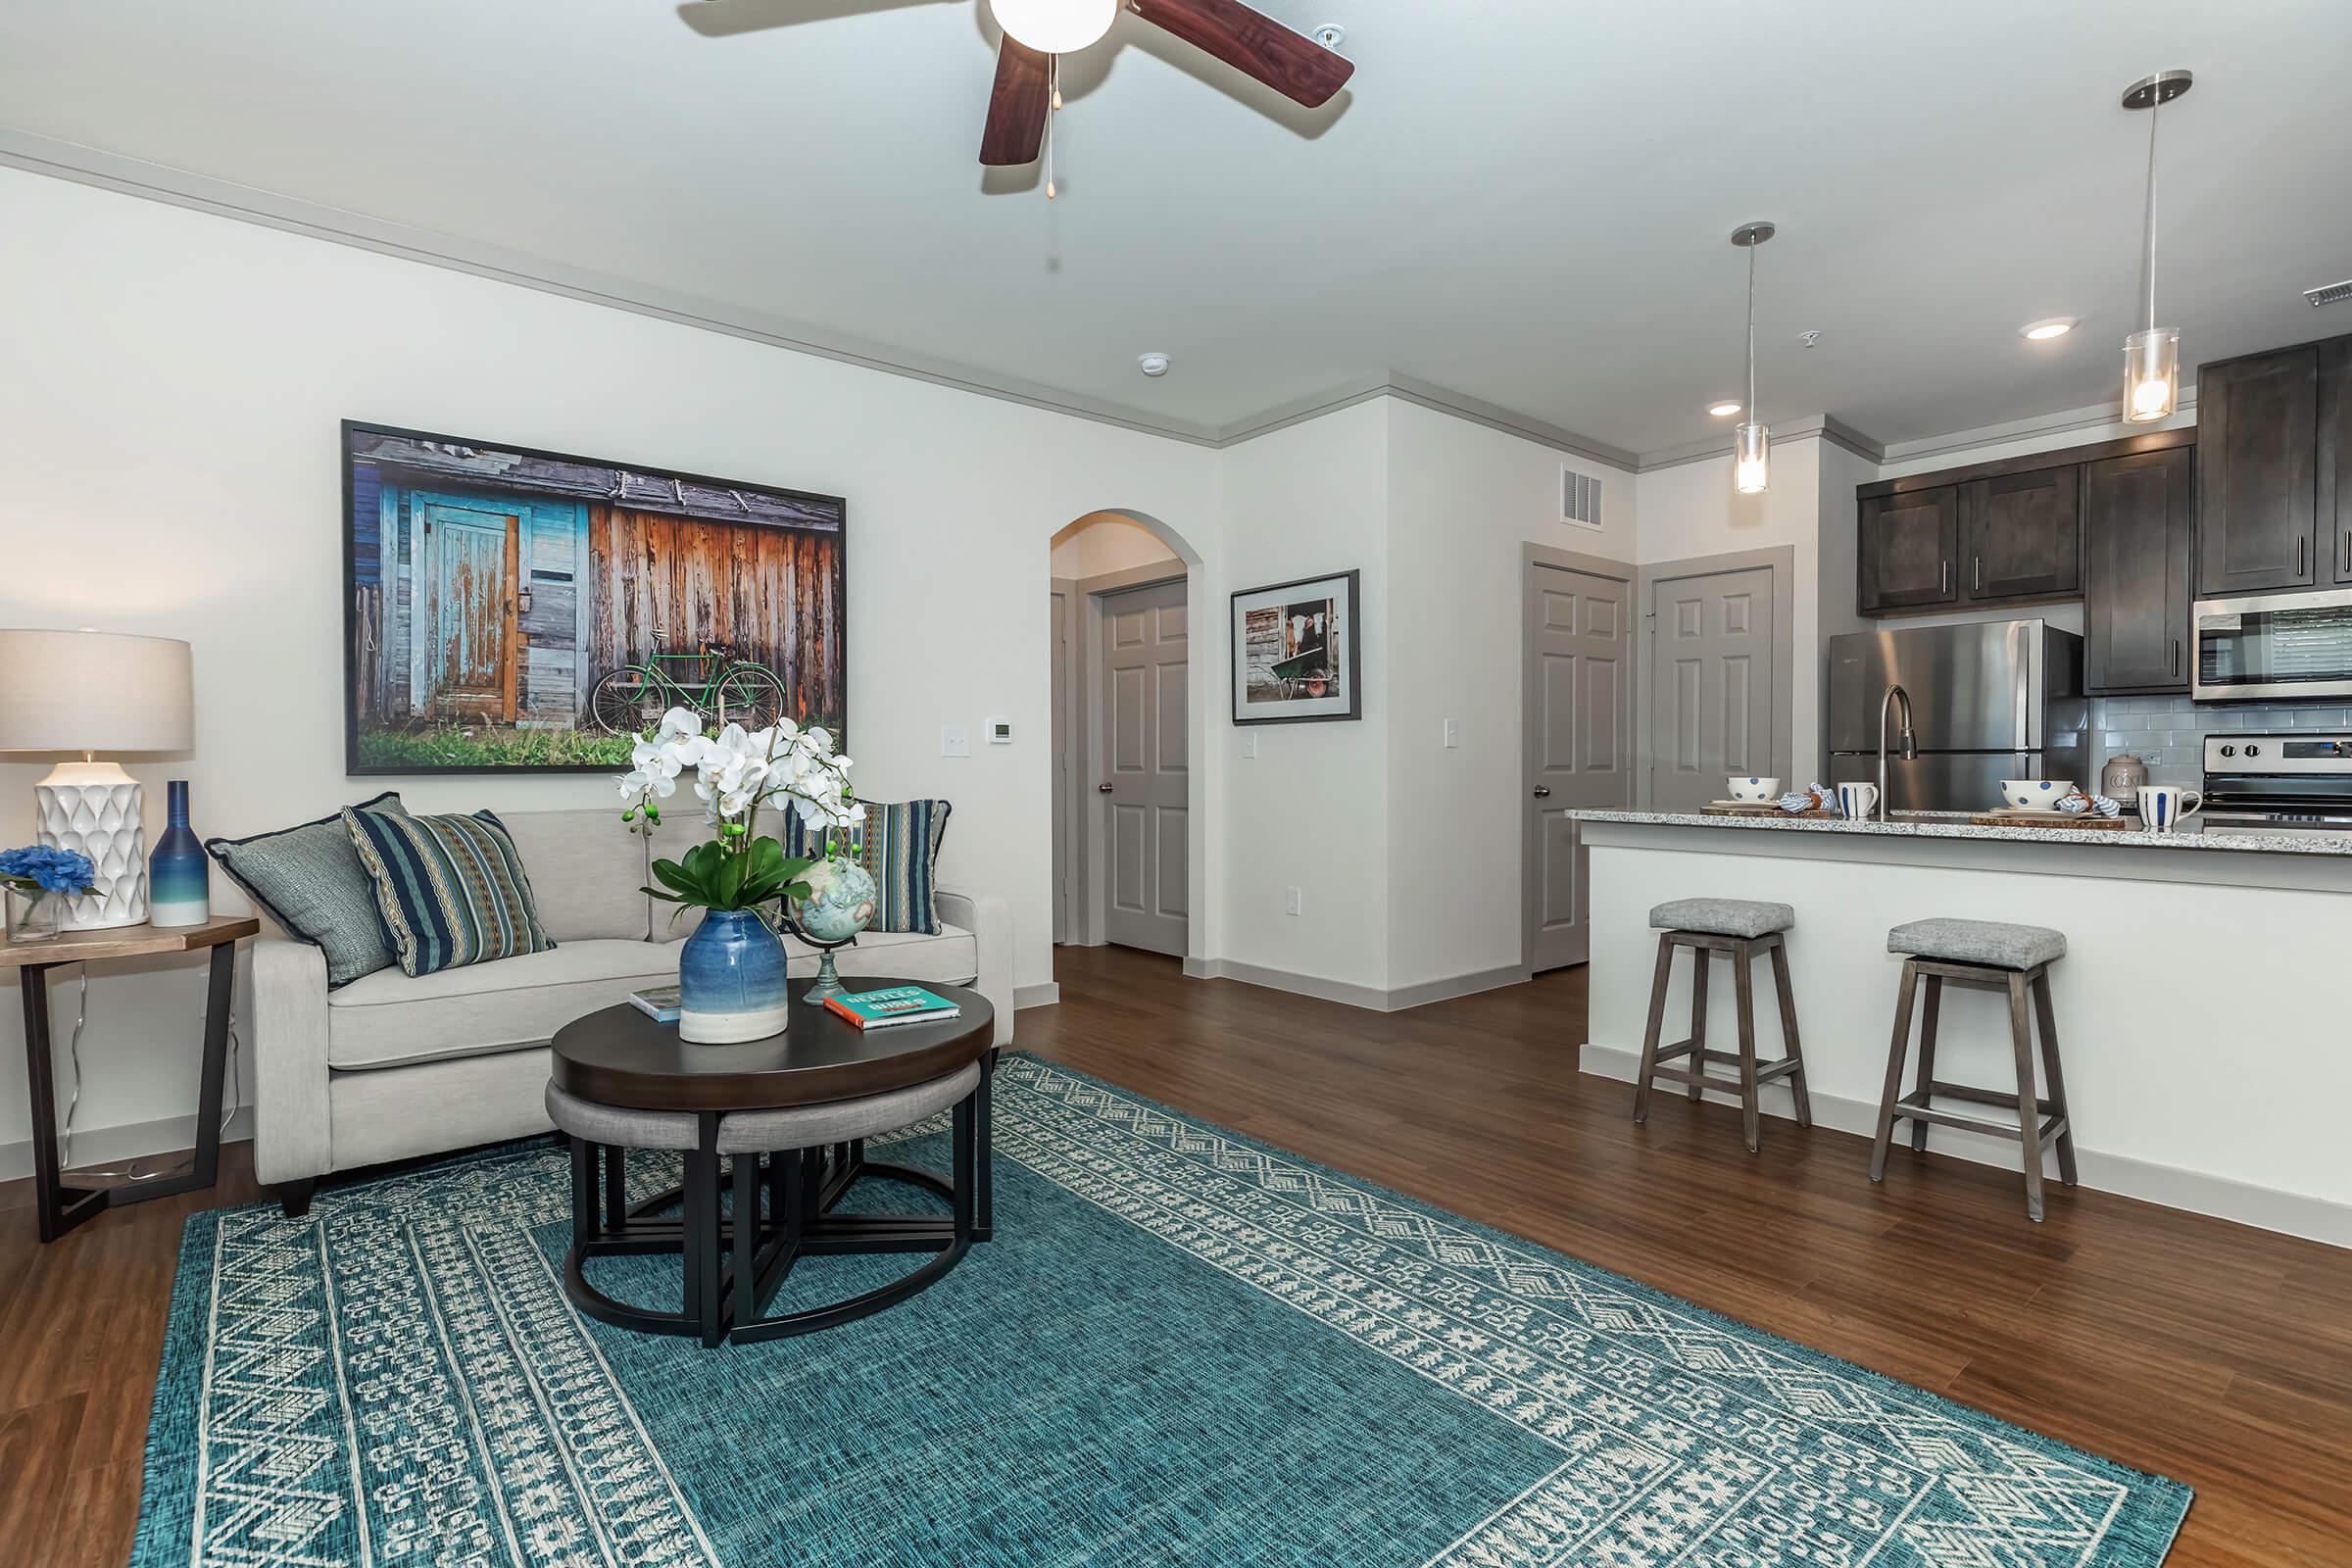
[150,780,211,929]
[6,885,62,945]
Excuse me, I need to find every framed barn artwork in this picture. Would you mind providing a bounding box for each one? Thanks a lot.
[342,421,846,774]
[1229,568,1361,725]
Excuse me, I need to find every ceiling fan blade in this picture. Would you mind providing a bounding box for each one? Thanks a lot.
[980,36,1052,166]
[1131,0,1354,108]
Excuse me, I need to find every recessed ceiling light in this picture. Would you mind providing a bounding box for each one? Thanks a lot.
[2021,318,2078,341]
[1708,401,1743,417]
[1138,352,1171,377]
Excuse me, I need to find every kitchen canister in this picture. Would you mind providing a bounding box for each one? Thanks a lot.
[2101,753,2150,804]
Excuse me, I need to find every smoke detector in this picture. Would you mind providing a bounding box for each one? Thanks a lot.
[1799,329,1823,348]
[1139,352,1171,377]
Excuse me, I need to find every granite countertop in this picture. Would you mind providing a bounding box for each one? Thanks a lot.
[1567,808,2352,858]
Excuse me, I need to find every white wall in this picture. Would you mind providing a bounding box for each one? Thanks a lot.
[1050,512,1180,580]
[1211,402,1391,992]
[1383,400,1634,989]
[0,169,1217,1161]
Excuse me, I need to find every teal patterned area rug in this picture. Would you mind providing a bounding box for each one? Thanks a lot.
[135,1054,2189,1567]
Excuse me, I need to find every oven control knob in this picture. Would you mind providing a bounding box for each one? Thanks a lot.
[2220,745,2236,759]
[2245,744,2262,758]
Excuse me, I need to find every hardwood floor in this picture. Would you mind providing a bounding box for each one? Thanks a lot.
[5,943,2348,1566]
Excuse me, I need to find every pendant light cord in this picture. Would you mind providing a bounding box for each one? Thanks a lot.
[1744,240,1758,416]
[2140,88,2161,333]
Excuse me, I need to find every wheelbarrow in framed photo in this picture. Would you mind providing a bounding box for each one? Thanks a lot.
[1230,569,1361,725]
[340,420,846,774]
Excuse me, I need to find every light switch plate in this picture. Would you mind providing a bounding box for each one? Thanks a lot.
[1443,718,1460,749]
[1241,732,1259,760]
[1284,886,1301,916]
[940,724,970,758]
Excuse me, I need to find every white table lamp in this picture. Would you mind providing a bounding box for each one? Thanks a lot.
[0,629,194,931]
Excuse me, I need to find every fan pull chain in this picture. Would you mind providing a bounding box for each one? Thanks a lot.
[1047,55,1060,200]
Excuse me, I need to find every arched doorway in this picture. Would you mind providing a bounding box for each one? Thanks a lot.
[1049,510,1203,962]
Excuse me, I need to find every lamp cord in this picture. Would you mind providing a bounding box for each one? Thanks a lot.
[57,960,241,1180]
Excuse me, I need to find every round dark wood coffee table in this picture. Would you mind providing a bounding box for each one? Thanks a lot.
[550,978,996,1347]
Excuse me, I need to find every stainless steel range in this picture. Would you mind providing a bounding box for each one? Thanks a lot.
[2200,733,2352,829]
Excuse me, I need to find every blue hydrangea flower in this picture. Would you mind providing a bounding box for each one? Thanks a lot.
[0,845,98,895]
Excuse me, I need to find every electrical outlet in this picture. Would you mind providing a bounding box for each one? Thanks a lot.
[1241,732,1259,760]
[940,724,970,758]
[1285,886,1301,916]
[1443,718,1460,749]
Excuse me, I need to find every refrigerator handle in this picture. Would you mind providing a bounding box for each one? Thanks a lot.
[2014,623,2032,754]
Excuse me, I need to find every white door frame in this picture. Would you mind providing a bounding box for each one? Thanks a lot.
[1520,543,1638,977]
[1055,559,1189,949]
[1634,544,1797,810]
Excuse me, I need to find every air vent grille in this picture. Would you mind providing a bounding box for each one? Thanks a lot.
[1561,467,1604,529]
[2308,278,2352,309]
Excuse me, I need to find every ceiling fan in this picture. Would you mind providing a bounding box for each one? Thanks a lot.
[977,0,1353,167]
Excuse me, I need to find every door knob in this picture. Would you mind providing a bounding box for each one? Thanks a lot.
[1532,786,1552,798]
[1098,783,1113,793]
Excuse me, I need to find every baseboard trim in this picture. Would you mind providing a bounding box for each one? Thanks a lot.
[0,1105,253,1184]
[1013,983,1061,1010]
[1181,957,1527,1014]
[1579,1041,2352,1249]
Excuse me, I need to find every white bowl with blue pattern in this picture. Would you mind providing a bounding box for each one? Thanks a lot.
[1998,779,2076,810]
[1727,775,1782,804]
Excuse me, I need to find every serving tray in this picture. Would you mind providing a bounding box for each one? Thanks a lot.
[1701,803,1838,819]
[1969,809,2131,832]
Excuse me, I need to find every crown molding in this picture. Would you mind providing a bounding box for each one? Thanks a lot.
[1635,413,1885,473]
[0,126,1231,448]
[1875,391,2198,470]
[1213,372,1641,470]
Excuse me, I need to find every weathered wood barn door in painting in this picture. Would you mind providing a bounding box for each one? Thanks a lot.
[420,503,520,722]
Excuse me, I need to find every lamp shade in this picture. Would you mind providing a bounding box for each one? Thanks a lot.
[0,629,193,754]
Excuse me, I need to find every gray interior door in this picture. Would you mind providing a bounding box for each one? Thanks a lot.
[1100,577,1189,956]
[1525,562,1632,971]
[1050,588,1070,946]
[1649,565,1777,813]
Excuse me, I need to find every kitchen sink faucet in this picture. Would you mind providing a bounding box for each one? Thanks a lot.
[1878,683,1916,822]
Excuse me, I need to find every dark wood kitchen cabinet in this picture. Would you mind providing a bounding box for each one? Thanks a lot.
[1964,466,2082,601]
[2195,341,2321,596]
[1857,485,1960,612]
[2082,445,2194,694]
[2325,336,2352,585]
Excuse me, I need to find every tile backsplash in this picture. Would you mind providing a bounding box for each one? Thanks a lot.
[2083,696,2351,786]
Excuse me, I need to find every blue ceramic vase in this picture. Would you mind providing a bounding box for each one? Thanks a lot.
[149,781,210,929]
[677,908,791,1044]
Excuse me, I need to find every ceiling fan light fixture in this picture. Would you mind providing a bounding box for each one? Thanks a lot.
[991,0,1118,55]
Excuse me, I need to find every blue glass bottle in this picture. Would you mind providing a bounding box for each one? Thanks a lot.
[150,780,209,928]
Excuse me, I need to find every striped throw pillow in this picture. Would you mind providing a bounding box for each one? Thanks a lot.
[343,807,555,977]
[787,799,951,934]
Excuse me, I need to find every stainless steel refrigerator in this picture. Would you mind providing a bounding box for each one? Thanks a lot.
[1828,619,2086,813]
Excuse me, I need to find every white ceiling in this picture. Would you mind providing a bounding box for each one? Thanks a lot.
[5,0,2349,457]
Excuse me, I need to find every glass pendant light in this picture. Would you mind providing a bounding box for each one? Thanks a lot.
[991,0,1117,54]
[2120,71,2192,422]
[1731,221,1776,495]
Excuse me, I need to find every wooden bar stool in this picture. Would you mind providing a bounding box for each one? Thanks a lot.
[1869,917,2079,1222]
[1633,898,1811,1153]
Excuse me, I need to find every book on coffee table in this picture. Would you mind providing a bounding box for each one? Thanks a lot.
[823,986,961,1030]
[629,985,683,1024]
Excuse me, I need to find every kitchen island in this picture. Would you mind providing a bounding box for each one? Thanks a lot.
[1571,808,2352,1246]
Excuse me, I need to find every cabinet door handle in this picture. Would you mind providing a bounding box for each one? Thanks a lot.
[1941,561,1951,596]
[2297,536,2307,580]
[2172,638,2181,677]
[1974,556,1983,593]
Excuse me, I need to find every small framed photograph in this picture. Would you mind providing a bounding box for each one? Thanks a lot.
[1230,569,1361,725]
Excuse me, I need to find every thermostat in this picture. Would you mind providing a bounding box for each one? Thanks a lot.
[987,718,1013,745]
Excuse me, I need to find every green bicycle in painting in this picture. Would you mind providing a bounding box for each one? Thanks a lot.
[588,633,789,736]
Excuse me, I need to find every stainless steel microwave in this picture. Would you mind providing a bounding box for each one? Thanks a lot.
[2193,588,2352,702]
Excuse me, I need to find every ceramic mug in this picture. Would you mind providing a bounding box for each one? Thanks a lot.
[1728,775,1783,804]
[2136,785,2203,833]
[1836,781,1880,820]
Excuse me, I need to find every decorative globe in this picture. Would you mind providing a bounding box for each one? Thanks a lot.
[794,857,876,944]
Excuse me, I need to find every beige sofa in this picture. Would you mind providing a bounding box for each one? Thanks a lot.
[249,808,1010,1208]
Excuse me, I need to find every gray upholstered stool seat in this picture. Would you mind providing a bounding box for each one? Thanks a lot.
[1648,897,1795,940]
[715,1061,982,1154]
[1886,917,2066,970]
[546,1081,700,1149]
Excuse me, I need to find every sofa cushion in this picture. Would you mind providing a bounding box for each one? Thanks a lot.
[205,792,408,989]
[327,939,682,1070]
[786,799,953,934]
[346,807,556,977]
[496,808,652,943]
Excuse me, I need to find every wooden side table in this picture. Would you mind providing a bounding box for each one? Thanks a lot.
[3,915,259,1242]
